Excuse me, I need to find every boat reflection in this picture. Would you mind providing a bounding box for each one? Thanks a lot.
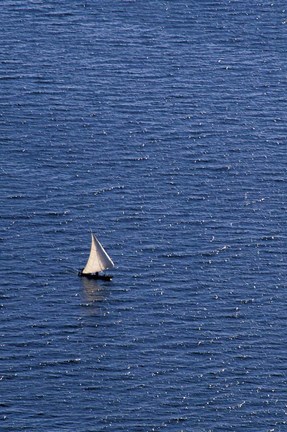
[80,277,108,316]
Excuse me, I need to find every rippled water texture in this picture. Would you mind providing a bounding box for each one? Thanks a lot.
[1,1,287,431]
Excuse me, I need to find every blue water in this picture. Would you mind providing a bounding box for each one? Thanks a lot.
[1,1,286,431]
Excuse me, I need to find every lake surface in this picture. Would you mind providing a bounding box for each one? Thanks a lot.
[1,1,286,431]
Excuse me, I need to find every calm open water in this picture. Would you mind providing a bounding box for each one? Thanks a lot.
[1,1,287,431]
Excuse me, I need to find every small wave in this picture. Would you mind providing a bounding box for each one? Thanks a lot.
[200,245,230,257]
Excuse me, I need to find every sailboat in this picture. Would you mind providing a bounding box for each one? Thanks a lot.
[78,233,114,281]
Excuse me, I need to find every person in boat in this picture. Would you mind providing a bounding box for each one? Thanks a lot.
[79,269,99,278]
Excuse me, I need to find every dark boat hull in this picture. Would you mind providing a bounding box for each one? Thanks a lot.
[78,271,113,281]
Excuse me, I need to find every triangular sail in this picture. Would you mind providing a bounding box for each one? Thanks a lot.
[82,233,114,274]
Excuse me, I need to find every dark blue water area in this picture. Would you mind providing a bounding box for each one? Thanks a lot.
[1,1,287,431]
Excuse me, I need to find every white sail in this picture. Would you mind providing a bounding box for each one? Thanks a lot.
[82,233,114,274]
